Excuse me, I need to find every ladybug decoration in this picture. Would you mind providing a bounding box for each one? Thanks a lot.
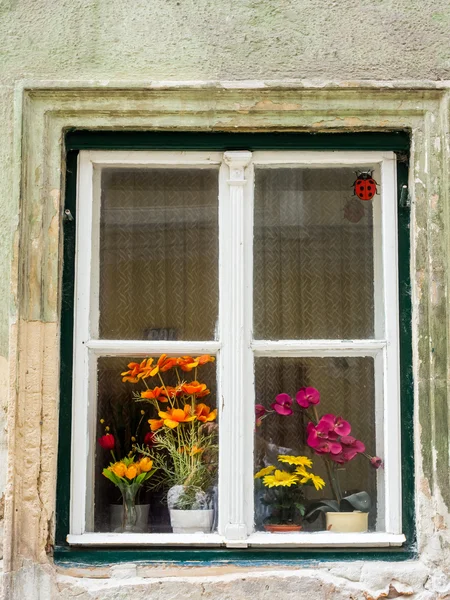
[353,171,378,201]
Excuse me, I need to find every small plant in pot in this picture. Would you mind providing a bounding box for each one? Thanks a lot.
[123,354,218,534]
[98,425,156,533]
[255,455,325,532]
[257,387,382,533]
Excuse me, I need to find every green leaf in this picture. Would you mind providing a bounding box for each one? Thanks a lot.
[294,503,306,516]
[339,491,372,513]
[305,499,340,523]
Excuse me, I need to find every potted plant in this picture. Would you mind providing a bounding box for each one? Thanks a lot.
[256,387,382,533]
[255,454,325,532]
[122,354,218,533]
[98,424,156,532]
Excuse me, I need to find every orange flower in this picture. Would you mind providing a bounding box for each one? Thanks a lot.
[195,403,217,423]
[138,457,153,472]
[141,387,168,402]
[125,465,138,479]
[161,385,182,399]
[182,381,209,396]
[150,354,177,377]
[158,405,196,429]
[148,418,164,431]
[195,355,215,365]
[178,445,204,456]
[121,358,154,383]
[177,356,199,372]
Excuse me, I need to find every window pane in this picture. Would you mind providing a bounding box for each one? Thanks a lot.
[92,356,218,533]
[254,356,380,532]
[99,168,219,340]
[254,168,375,340]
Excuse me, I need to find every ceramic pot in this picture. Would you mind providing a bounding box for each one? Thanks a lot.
[264,524,303,533]
[326,511,368,532]
[169,508,214,533]
[110,503,150,533]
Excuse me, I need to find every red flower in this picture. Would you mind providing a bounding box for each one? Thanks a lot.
[144,432,156,447]
[296,387,320,408]
[370,456,383,469]
[98,433,115,450]
[271,393,293,416]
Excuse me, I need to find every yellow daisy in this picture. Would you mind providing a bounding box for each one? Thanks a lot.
[297,471,326,491]
[263,470,299,488]
[278,455,313,468]
[254,465,276,479]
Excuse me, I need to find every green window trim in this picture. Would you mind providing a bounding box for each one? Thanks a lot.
[56,131,414,565]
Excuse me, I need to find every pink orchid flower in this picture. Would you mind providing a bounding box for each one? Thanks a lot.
[319,414,351,438]
[271,393,293,416]
[306,422,342,455]
[329,436,365,464]
[255,404,266,419]
[296,387,320,408]
[370,456,383,469]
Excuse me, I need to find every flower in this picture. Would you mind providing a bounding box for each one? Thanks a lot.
[158,405,197,428]
[150,354,177,377]
[179,445,204,456]
[319,414,352,438]
[263,470,299,488]
[110,462,127,477]
[125,465,138,479]
[370,456,383,469]
[141,387,168,401]
[306,422,342,455]
[195,355,215,365]
[121,358,154,382]
[296,387,320,408]
[162,385,183,399]
[144,432,155,447]
[255,404,266,419]
[254,465,276,478]
[278,455,313,468]
[182,381,209,396]
[271,393,293,416]
[329,436,365,464]
[297,470,326,491]
[177,356,199,372]
[138,457,153,472]
[98,433,115,450]
[195,403,217,423]
[148,418,164,431]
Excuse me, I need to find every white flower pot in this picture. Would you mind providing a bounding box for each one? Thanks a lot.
[110,503,150,533]
[326,511,368,533]
[169,508,214,534]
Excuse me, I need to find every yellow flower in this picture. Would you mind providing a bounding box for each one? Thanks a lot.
[125,465,138,479]
[138,457,153,472]
[263,470,299,488]
[110,462,127,477]
[254,465,276,479]
[296,469,326,491]
[278,455,312,468]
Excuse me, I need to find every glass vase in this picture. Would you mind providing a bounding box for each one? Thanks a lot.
[121,485,139,533]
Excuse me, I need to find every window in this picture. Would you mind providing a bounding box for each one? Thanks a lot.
[67,149,405,548]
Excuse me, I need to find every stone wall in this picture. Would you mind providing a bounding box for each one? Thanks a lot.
[1,1,450,598]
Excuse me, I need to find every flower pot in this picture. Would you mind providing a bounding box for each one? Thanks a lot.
[169,508,214,533]
[264,524,303,533]
[110,503,150,533]
[326,511,368,533]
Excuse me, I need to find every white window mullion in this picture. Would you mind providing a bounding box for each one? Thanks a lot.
[218,151,254,545]
[70,152,94,535]
[380,153,402,534]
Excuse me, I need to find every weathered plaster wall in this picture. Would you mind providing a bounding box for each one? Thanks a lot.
[1,1,450,599]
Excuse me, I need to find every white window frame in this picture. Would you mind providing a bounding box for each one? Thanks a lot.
[68,149,405,548]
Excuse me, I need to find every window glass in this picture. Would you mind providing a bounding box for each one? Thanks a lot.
[93,356,218,533]
[254,356,379,532]
[253,168,375,340]
[99,168,219,340]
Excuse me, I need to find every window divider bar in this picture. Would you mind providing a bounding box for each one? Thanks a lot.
[218,151,254,541]
[85,340,221,355]
[252,339,387,357]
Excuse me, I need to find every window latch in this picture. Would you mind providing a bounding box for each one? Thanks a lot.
[63,208,74,222]
[399,185,410,208]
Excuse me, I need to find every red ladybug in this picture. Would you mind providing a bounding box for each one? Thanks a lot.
[353,171,378,201]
